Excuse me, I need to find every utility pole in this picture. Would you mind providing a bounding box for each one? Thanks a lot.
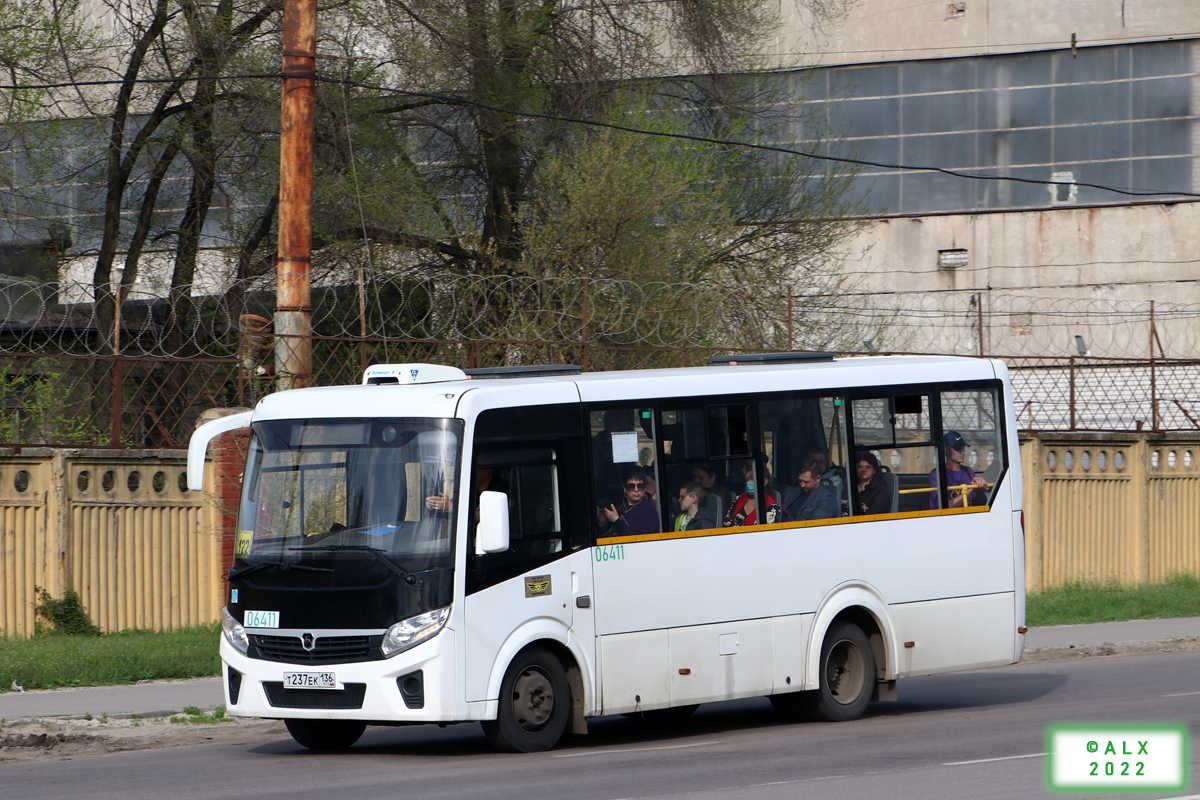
[274,0,316,390]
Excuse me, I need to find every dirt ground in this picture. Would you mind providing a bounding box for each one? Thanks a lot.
[0,715,287,765]
[1019,635,1200,662]
[3,637,1198,764]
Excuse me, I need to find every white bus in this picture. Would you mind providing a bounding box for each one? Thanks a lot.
[188,353,1025,753]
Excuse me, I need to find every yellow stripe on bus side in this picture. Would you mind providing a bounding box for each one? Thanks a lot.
[595,504,990,546]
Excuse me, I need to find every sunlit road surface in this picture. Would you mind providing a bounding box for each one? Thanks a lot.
[4,652,1199,800]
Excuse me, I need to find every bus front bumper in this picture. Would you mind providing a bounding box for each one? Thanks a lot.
[219,629,457,722]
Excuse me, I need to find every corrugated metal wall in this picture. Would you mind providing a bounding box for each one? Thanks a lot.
[1022,434,1200,590]
[0,449,221,637]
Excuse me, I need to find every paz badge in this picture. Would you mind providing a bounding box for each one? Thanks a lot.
[524,574,552,598]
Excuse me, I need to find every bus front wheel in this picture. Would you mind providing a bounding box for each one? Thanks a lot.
[806,620,876,722]
[284,718,367,750]
[482,646,570,753]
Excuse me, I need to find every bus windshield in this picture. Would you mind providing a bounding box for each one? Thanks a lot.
[235,417,462,585]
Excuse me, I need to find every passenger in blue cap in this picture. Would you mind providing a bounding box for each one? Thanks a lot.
[930,430,989,508]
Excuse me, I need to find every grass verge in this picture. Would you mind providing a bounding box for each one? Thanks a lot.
[0,625,221,692]
[1027,573,1200,627]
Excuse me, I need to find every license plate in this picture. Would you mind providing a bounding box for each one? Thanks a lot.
[283,671,336,689]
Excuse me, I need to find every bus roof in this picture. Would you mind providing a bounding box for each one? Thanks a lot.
[249,355,1002,422]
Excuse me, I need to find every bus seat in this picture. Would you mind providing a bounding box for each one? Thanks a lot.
[879,467,900,513]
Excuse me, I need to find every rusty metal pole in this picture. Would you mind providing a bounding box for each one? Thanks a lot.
[274,0,316,391]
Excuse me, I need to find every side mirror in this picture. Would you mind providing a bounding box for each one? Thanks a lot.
[476,491,510,555]
[187,411,252,491]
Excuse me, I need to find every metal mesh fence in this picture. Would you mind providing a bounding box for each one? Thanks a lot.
[1,275,1197,447]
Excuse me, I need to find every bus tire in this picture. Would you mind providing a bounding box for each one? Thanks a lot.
[482,646,570,753]
[284,718,367,750]
[805,620,876,722]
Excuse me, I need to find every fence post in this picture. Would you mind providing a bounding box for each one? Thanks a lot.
[1150,301,1159,431]
[976,291,984,357]
[1068,356,1076,431]
[110,357,122,448]
[1132,435,1150,584]
[1021,435,1042,593]
[1151,356,1158,431]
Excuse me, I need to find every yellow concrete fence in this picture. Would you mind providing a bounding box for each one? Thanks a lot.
[1021,433,1200,592]
[0,449,223,637]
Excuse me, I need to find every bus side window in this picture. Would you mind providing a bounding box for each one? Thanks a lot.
[760,395,847,521]
[939,388,1006,507]
[851,394,940,511]
[589,406,660,537]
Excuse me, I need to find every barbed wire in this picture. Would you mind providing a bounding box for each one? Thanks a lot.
[1,275,1197,361]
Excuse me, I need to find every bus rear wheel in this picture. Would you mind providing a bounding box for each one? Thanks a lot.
[284,718,367,750]
[482,646,570,753]
[805,620,876,722]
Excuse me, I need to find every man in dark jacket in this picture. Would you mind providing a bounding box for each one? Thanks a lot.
[783,461,838,521]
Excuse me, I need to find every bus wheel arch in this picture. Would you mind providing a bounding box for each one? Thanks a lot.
[804,583,898,693]
[541,638,587,735]
[486,627,589,737]
[482,642,574,752]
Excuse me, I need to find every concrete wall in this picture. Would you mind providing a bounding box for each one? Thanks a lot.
[841,201,1200,357]
[1021,431,1200,591]
[775,0,1200,69]
[0,448,223,637]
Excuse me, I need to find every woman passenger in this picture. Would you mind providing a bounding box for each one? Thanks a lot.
[854,450,891,516]
[724,459,782,527]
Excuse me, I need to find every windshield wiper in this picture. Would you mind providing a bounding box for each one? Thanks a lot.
[287,544,422,586]
[305,521,405,545]
[227,559,335,582]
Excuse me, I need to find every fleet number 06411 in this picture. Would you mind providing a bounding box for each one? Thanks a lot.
[595,545,625,562]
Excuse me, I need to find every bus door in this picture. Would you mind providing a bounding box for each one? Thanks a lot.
[463,407,596,704]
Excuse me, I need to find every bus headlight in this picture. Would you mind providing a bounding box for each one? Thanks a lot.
[382,607,450,657]
[222,607,250,654]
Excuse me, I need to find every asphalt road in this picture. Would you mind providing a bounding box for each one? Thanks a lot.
[4,651,1199,800]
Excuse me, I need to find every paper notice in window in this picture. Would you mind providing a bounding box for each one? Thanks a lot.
[611,431,639,463]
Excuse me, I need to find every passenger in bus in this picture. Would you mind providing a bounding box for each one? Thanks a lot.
[931,430,989,508]
[782,460,838,521]
[723,459,782,527]
[692,463,730,521]
[674,482,718,531]
[854,450,891,516]
[425,467,508,522]
[601,470,661,536]
[807,447,847,506]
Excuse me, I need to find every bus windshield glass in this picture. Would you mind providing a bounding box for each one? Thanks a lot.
[235,418,462,584]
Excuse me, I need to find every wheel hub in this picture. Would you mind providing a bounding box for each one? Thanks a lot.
[512,667,555,730]
[826,638,866,704]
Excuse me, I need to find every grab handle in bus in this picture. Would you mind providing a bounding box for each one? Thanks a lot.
[477,491,510,555]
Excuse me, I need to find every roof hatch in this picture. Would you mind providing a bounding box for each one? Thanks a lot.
[362,363,468,385]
